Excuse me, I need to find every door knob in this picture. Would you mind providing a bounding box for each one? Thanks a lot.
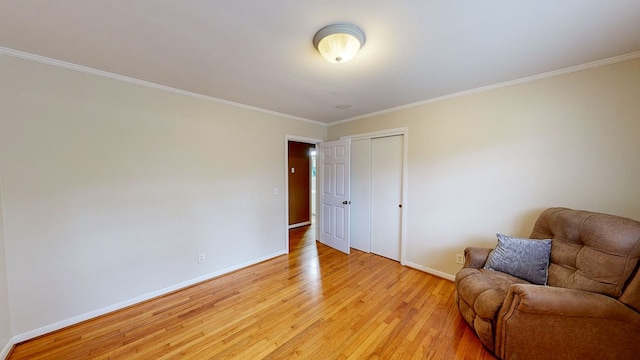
[342,200,351,205]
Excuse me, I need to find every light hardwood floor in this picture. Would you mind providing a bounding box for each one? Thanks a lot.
[8,224,495,359]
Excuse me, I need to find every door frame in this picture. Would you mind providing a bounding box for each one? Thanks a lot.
[340,127,409,265]
[284,135,323,254]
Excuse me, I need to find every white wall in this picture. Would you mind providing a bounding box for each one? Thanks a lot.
[0,188,11,356]
[328,58,640,278]
[0,53,325,336]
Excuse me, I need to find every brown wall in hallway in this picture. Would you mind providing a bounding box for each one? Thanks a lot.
[288,141,313,225]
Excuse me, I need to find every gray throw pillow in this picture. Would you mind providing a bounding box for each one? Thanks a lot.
[483,233,552,285]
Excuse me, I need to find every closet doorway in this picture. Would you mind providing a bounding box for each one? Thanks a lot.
[347,130,406,262]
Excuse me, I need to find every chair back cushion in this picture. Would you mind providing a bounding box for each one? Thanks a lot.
[529,207,640,298]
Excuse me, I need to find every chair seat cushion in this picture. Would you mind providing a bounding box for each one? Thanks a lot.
[455,267,530,350]
[457,268,530,318]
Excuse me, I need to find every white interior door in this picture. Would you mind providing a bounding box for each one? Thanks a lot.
[370,135,403,261]
[350,135,403,260]
[350,139,371,253]
[318,139,351,254]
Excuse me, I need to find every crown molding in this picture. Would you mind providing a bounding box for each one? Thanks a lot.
[332,50,640,125]
[3,46,638,128]
[0,46,327,127]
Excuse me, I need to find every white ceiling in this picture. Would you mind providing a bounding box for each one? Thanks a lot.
[2,1,639,124]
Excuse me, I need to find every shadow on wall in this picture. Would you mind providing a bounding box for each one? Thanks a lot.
[454,207,550,266]
[513,208,549,237]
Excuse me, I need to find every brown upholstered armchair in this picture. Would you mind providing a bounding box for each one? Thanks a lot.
[455,207,640,359]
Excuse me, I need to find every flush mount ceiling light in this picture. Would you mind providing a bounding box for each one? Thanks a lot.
[313,23,365,64]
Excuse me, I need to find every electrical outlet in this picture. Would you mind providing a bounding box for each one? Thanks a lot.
[198,253,206,263]
[456,254,464,265]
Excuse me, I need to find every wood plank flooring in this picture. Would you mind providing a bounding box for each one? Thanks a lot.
[8,224,495,359]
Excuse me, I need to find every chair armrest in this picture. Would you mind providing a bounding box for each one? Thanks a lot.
[463,247,492,269]
[495,284,640,360]
[500,284,640,320]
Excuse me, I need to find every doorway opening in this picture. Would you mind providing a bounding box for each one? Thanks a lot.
[288,141,316,229]
[285,136,322,254]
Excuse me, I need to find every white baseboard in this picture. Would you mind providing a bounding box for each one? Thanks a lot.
[404,261,456,282]
[1,337,14,360]
[288,221,311,229]
[11,250,286,344]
